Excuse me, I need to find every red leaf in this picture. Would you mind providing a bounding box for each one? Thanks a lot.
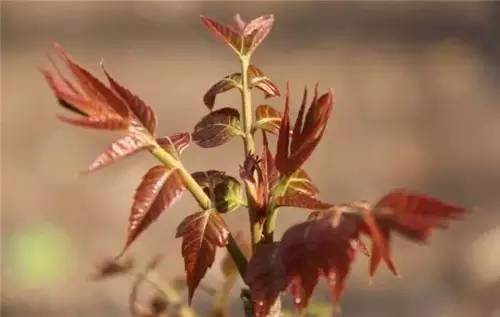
[192,170,227,189]
[286,90,334,175]
[201,14,274,56]
[275,85,334,176]
[201,15,242,55]
[260,132,279,203]
[275,83,291,174]
[102,65,157,134]
[242,15,274,54]
[176,210,229,303]
[290,88,308,153]
[52,42,130,118]
[280,216,358,309]
[255,105,281,134]
[245,243,287,317]
[284,169,319,197]
[248,65,280,99]
[276,192,333,210]
[204,66,278,111]
[368,190,466,276]
[203,73,241,110]
[57,114,127,131]
[156,132,191,156]
[192,107,241,148]
[119,167,185,256]
[43,43,158,136]
[87,134,150,172]
[41,68,88,116]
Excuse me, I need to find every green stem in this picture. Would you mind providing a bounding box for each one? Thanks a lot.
[149,142,248,277]
[263,176,290,242]
[151,144,211,209]
[239,55,261,249]
[240,56,256,155]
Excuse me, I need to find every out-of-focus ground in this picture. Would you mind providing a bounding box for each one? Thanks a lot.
[2,2,500,316]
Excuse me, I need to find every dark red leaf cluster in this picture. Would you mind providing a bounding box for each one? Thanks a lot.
[246,191,466,315]
[276,85,334,176]
[43,15,468,317]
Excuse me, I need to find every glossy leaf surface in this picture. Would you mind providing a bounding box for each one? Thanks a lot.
[192,107,241,148]
[280,216,357,310]
[275,86,334,176]
[203,73,241,110]
[249,65,281,99]
[176,210,229,303]
[255,105,281,134]
[276,192,333,210]
[245,243,287,317]
[156,132,191,156]
[120,167,185,256]
[204,65,279,111]
[368,190,466,276]
[201,14,274,56]
[87,134,149,172]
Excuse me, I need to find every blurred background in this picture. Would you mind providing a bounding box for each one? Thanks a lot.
[2,1,500,316]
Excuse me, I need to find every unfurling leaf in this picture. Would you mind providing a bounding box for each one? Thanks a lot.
[87,134,150,172]
[192,107,242,148]
[120,167,185,256]
[248,65,281,99]
[367,189,466,276]
[204,66,278,110]
[176,210,229,303]
[192,170,243,213]
[280,215,358,310]
[245,243,287,317]
[192,170,227,191]
[214,176,244,213]
[276,85,334,176]
[201,14,274,56]
[156,132,191,156]
[276,192,333,210]
[255,105,281,134]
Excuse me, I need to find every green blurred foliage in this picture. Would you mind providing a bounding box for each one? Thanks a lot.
[6,222,74,287]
